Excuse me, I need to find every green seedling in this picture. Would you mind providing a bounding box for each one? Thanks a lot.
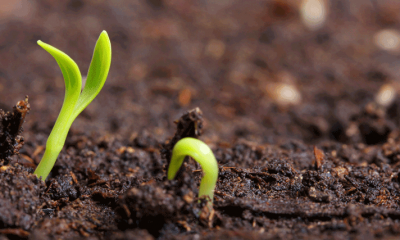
[168,137,219,208]
[34,31,112,180]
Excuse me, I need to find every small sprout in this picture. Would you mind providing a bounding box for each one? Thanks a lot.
[168,137,218,208]
[34,31,112,180]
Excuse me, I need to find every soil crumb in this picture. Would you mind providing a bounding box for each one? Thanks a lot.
[0,97,30,165]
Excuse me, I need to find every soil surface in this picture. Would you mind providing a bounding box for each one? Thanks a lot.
[2,0,400,239]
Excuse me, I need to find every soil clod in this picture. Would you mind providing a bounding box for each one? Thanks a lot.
[0,97,30,165]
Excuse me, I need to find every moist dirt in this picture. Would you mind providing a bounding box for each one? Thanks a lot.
[2,0,400,239]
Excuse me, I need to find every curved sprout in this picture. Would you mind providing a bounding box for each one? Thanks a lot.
[34,31,112,180]
[168,137,219,208]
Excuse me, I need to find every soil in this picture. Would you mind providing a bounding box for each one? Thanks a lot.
[1,0,400,239]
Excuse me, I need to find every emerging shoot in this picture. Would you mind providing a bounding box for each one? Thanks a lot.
[168,137,218,208]
[34,31,112,180]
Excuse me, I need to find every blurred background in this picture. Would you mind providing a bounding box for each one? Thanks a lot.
[1,0,400,146]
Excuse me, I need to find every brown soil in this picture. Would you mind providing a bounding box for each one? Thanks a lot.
[1,0,400,239]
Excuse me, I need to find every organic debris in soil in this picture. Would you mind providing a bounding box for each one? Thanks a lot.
[118,108,210,238]
[161,107,204,164]
[0,163,45,238]
[160,107,204,183]
[118,178,206,238]
[0,97,30,164]
[2,109,400,239]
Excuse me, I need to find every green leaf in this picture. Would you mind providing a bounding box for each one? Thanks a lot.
[36,40,82,148]
[71,30,112,120]
[34,40,82,180]
[34,31,112,181]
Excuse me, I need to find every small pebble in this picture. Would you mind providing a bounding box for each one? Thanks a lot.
[300,0,327,30]
[375,84,396,107]
[267,83,301,105]
[374,29,400,52]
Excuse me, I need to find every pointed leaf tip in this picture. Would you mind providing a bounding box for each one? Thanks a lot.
[70,30,112,120]
[99,31,109,41]
[99,31,111,46]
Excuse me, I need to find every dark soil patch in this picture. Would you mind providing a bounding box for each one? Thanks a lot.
[2,0,400,239]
